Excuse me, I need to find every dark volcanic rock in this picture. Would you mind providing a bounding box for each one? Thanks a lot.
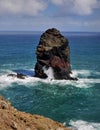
[35,28,77,80]
[7,73,25,79]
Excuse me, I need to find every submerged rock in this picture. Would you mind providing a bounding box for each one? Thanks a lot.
[0,96,71,130]
[35,28,77,80]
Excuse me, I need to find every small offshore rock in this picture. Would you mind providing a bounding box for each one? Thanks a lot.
[7,73,25,79]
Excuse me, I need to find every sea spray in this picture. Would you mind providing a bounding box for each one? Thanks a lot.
[43,66,54,80]
[0,69,100,89]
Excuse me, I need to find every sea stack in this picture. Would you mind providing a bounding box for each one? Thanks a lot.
[35,28,77,80]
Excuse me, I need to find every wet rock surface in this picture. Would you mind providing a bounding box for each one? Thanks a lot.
[7,73,26,79]
[35,28,77,80]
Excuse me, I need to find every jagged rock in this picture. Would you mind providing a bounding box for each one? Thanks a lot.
[17,73,25,79]
[35,28,77,80]
[0,96,71,130]
[7,73,26,79]
[7,74,17,77]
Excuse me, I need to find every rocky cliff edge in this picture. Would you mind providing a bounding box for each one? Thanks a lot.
[0,96,71,130]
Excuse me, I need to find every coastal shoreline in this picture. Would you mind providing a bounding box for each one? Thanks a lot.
[0,96,71,130]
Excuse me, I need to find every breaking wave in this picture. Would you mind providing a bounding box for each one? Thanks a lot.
[43,66,54,80]
[0,69,100,89]
[69,120,100,130]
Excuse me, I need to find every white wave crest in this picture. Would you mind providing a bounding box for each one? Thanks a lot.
[0,74,41,89]
[0,69,100,89]
[51,78,100,88]
[69,120,100,130]
[71,70,90,77]
[72,69,100,78]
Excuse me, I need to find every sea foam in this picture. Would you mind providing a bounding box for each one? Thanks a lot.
[0,69,100,89]
[43,66,54,80]
[70,70,91,78]
[69,120,100,130]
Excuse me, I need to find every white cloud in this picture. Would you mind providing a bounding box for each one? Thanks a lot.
[73,0,98,15]
[0,0,99,31]
[0,0,99,17]
[0,0,47,16]
[51,0,100,15]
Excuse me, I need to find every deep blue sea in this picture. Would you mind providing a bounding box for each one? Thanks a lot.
[0,31,100,130]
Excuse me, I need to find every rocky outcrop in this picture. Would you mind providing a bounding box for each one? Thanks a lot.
[0,96,71,130]
[35,28,77,80]
[7,73,26,79]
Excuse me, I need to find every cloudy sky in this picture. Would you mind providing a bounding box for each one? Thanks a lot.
[0,0,100,31]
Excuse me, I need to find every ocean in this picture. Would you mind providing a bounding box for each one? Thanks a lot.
[0,31,100,130]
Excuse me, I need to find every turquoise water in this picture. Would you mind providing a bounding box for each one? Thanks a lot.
[0,32,100,130]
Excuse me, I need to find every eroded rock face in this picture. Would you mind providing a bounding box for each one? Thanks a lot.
[0,96,71,130]
[35,28,77,80]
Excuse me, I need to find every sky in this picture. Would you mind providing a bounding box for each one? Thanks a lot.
[0,0,100,32]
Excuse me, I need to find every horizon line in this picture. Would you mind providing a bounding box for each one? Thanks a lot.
[0,30,100,33]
